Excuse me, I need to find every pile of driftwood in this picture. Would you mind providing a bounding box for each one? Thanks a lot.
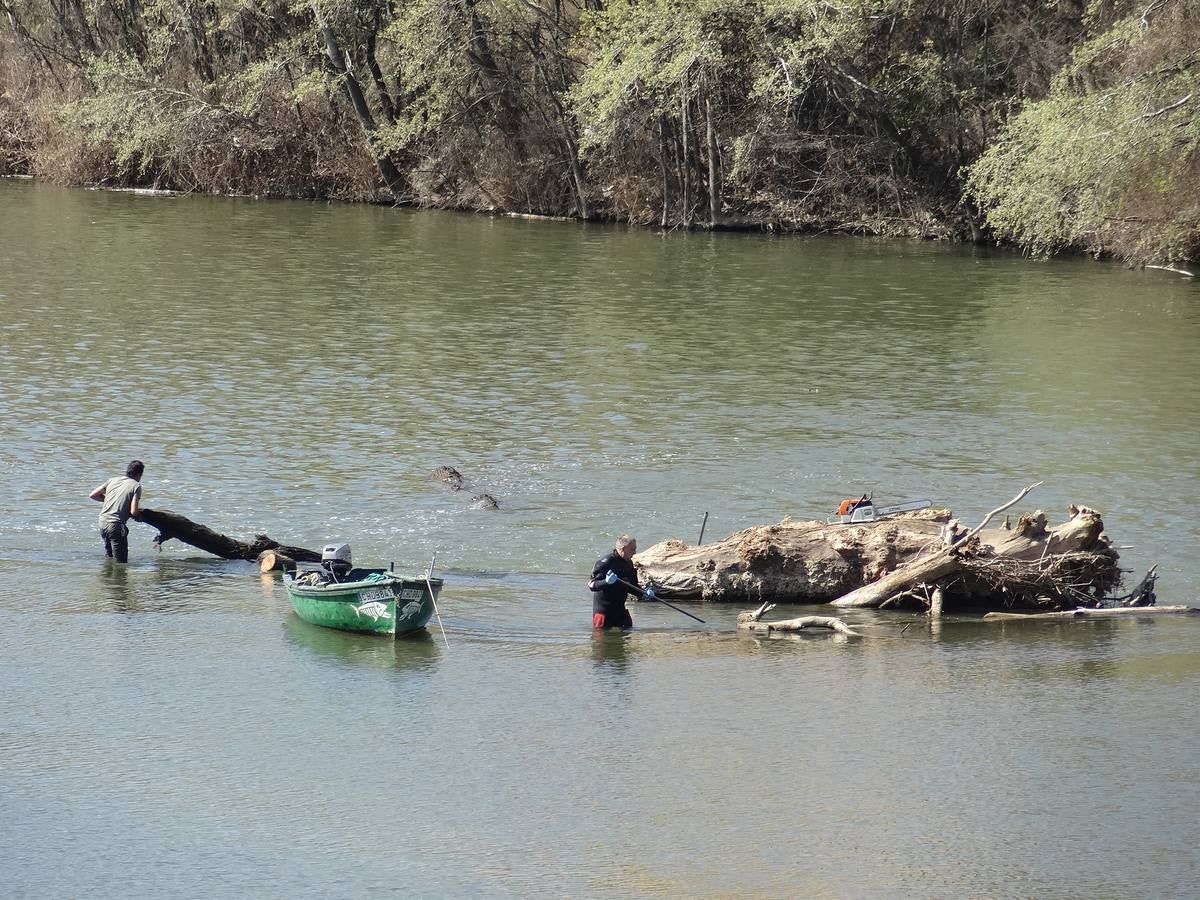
[638,485,1147,614]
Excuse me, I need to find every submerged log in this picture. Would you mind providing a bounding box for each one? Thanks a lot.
[136,507,321,564]
[636,489,1122,612]
[984,606,1196,620]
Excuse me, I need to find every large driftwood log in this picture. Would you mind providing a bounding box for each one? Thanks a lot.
[636,491,1121,612]
[636,508,954,602]
[136,507,321,563]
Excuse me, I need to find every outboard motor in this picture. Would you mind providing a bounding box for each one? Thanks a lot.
[321,543,353,581]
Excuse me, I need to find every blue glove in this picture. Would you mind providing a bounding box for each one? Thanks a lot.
[644,586,656,600]
[604,570,618,586]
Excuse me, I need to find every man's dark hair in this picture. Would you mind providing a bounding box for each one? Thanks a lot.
[126,460,144,480]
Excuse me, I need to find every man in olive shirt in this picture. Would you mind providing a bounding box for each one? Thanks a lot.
[88,460,144,563]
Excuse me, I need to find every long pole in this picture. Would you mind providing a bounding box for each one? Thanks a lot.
[697,511,709,545]
[613,575,705,623]
[425,551,450,649]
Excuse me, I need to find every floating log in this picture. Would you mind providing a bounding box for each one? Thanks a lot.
[636,486,1123,613]
[737,601,860,636]
[136,507,321,564]
[984,606,1196,620]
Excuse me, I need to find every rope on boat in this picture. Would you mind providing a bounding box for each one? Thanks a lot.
[426,551,450,649]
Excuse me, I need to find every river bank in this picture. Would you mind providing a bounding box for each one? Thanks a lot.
[2,1,1195,267]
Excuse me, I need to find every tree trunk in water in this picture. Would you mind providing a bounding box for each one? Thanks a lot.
[135,507,321,563]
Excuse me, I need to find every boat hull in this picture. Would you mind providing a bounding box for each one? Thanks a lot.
[284,572,443,637]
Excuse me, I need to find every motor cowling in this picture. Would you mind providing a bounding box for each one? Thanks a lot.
[321,542,353,578]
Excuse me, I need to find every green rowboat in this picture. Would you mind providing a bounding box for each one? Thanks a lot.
[283,568,444,637]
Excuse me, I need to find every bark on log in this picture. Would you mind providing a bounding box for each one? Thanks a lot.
[136,507,321,563]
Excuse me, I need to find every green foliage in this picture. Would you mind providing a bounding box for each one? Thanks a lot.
[1,0,1194,261]
[569,0,742,154]
[967,1,1200,263]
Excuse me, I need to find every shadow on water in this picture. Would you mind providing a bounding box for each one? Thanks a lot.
[282,614,442,672]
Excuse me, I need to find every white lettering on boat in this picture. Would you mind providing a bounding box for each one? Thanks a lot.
[399,588,423,600]
[358,587,394,603]
[353,601,390,621]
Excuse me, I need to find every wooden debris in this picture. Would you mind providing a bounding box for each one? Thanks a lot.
[736,601,860,636]
[984,606,1196,620]
[637,485,1124,613]
[136,507,320,564]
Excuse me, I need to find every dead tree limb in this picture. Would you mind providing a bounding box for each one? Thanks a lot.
[984,606,1196,620]
[953,481,1043,548]
[135,507,321,563]
[736,601,860,636]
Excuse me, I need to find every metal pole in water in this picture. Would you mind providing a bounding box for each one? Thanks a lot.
[425,551,450,649]
[697,511,709,546]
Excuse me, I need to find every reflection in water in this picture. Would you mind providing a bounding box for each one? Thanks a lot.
[590,628,633,673]
[283,614,441,671]
[86,557,249,614]
[98,558,133,612]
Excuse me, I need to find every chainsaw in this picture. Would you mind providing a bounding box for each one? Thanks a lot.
[826,494,933,524]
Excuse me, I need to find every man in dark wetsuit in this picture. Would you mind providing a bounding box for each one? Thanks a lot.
[589,534,649,629]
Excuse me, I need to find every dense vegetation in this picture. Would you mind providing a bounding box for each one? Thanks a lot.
[1,0,1195,265]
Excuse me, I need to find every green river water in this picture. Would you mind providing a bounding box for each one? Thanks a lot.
[1,178,1198,897]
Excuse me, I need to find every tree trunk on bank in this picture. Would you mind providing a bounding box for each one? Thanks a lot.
[680,73,691,228]
[313,4,405,197]
[135,507,321,563]
[705,91,721,227]
[658,116,671,227]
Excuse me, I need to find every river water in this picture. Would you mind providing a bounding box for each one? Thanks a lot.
[1,179,1198,896]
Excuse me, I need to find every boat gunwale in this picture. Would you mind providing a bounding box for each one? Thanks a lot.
[283,572,443,599]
